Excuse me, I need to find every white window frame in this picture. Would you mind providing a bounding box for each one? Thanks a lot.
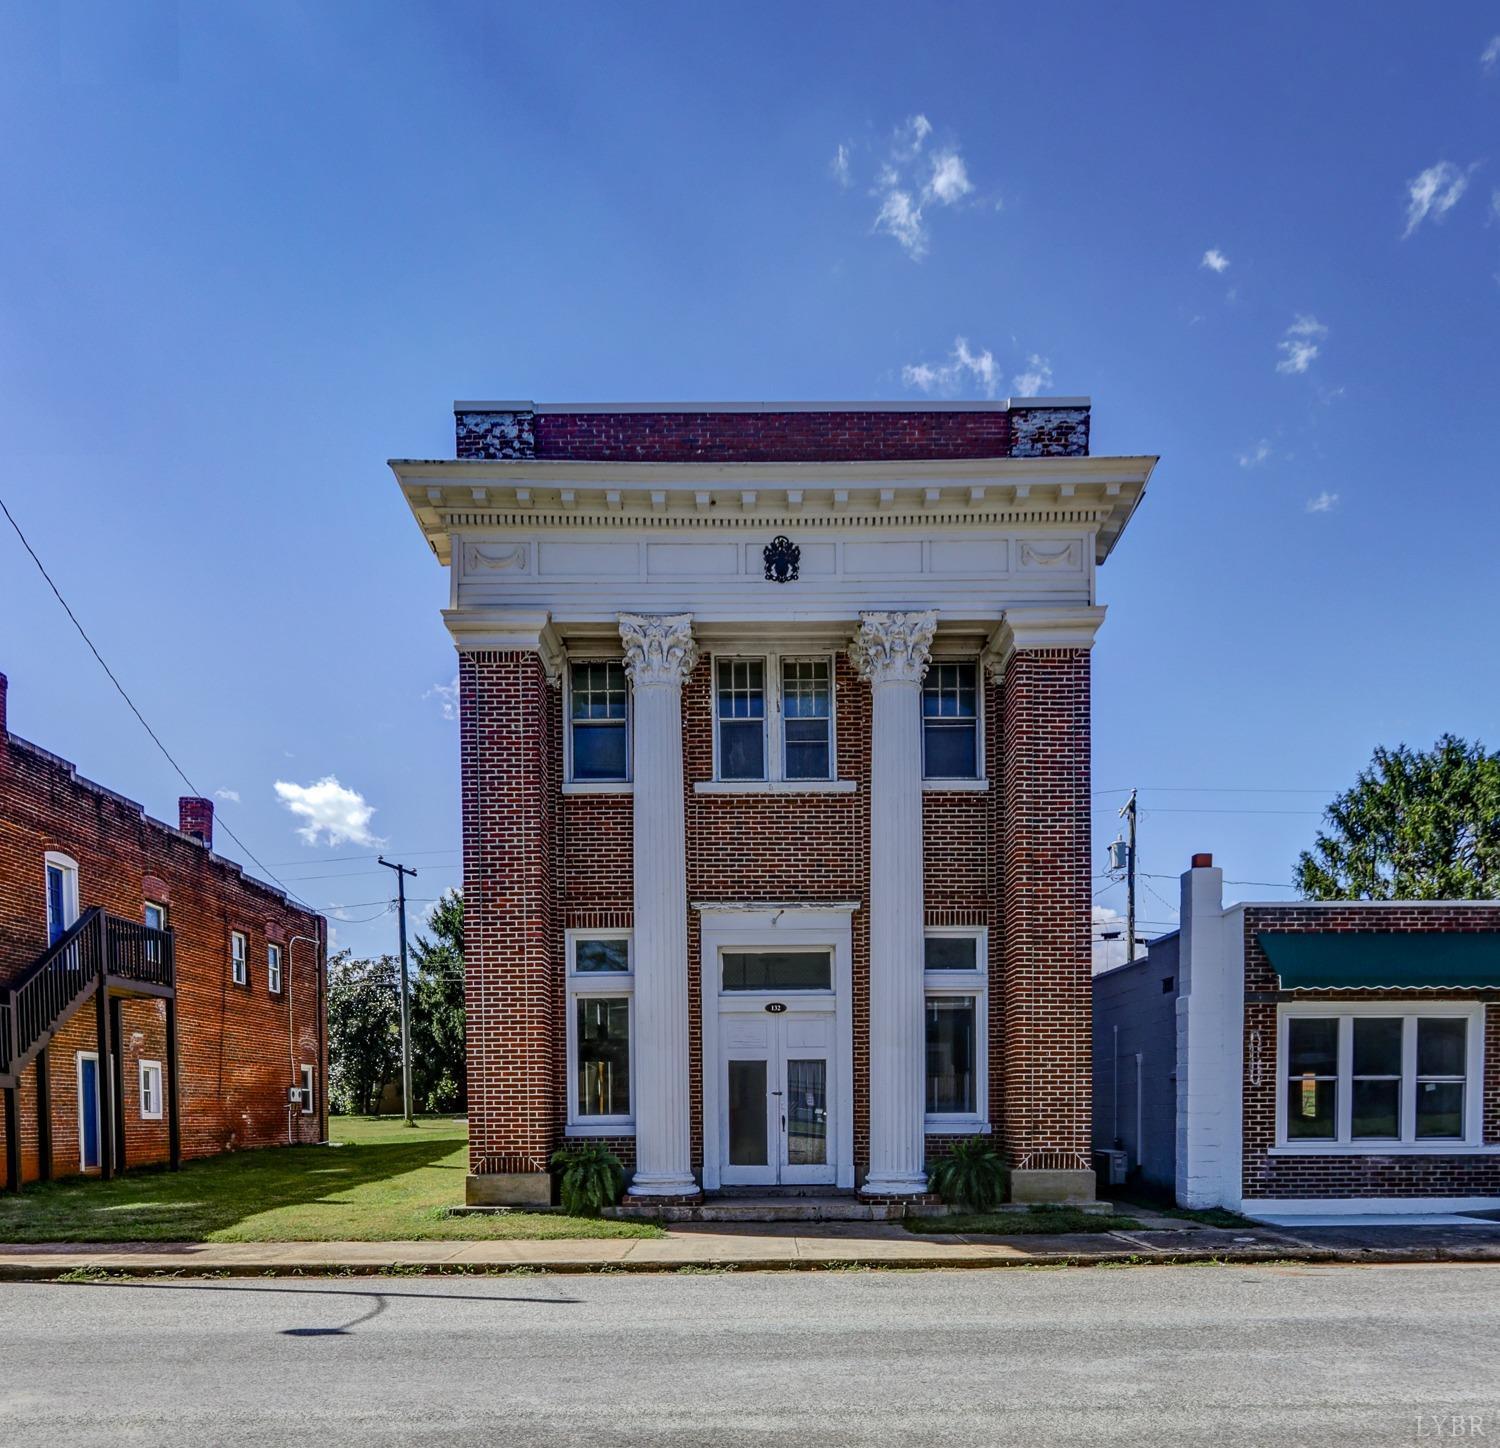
[231,930,248,987]
[709,651,838,785]
[139,1059,163,1120]
[565,928,635,1135]
[563,656,633,792]
[921,655,986,787]
[1274,1001,1487,1154]
[44,851,81,942]
[267,942,283,995]
[923,926,989,1133]
[300,1063,316,1115]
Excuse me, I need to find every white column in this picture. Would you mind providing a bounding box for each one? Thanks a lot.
[619,612,698,1197]
[851,610,937,1196]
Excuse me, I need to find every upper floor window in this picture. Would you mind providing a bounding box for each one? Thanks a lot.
[922,662,980,779]
[267,943,283,995]
[44,852,80,946]
[231,930,248,987]
[712,654,835,784]
[568,661,629,783]
[144,901,168,966]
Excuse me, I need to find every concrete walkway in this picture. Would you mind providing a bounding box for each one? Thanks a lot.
[4,1215,1500,1277]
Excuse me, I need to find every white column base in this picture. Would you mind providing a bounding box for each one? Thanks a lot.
[626,1172,701,1199]
[860,1171,930,1198]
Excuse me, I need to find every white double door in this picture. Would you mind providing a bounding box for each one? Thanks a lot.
[719,1007,836,1187]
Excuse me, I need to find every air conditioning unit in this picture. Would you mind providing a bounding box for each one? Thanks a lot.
[287,1087,304,1105]
[1094,1149,1128,1187]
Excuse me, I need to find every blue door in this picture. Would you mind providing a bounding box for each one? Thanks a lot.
[79,1056,100,1170]
[47,865,66,945]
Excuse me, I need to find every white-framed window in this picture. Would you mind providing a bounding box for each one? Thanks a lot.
[44,851,80,946]
[921,661,982,780]
[711,652,836,783]
[231,930,248,987]
[566,659,631,784]
[138,1059,163,1120]
[267,942,283,995]
[1276,1002,1486,1152]
[299,1064,316,1115]
[144,901,167,966]
[924,926,989,1131]
[565,929,634,1132]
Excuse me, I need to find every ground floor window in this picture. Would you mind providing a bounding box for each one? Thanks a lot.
[139,1059,163,1120]
[566,930,634,1131]
[923,927,988,1131]
[300,1064,316,1115]
[1278,1003,1484,1150]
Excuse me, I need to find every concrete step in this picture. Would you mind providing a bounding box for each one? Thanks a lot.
[607,1196,906,1224]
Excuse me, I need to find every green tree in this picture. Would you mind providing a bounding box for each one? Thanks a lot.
[326,951,402,1115]
[1296,735,1500,900]
[411,889,466,1113]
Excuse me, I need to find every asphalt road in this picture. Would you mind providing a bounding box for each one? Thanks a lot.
[1,1264,1497,1446]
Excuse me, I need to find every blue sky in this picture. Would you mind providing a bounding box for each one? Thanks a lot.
[3,1,1498,959]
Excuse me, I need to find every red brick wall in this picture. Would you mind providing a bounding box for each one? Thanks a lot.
[1240,904,1500,1202]
[0,723,325,1183]
[997,648,1093,1172]
[461,650,559,1177]
[465,645,1078,1188]
[530,411,1015,464]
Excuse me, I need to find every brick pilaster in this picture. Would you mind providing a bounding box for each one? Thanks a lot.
[998,648,1093,1176]
[461,650,559,1184]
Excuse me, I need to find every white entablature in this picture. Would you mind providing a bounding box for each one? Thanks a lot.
[391,455,1154,635]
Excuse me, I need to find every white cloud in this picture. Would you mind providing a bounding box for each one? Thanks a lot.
[1483,35,1500,71]
[830,143,852,188]
[1305,490,1340,514]
[1238,439,1272,469]
[861,113,976,260]
[1012,353,1053,395]
[1403,161,1475,238]
[426,675,459,721]
[274,776,382,847]
[924,149,972,205]
[213,787,240,804]
[874,189,927,259]
[1276,314,1327,375]
[901,336,1001,398]
[1201,248,1230,273]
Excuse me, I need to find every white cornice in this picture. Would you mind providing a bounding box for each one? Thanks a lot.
[442,608,563,682]
[392,455,1156,568]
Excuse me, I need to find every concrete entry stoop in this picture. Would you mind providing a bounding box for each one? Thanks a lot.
[604,1191,1122,1224]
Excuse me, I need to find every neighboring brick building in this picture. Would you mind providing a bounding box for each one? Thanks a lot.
[394,399,1155,1206]
[0,672,326,1189]
[1094,855,1500,1218]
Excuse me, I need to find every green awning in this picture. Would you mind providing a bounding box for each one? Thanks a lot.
[1258,931,1500,991]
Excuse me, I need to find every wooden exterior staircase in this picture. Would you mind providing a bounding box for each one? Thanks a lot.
[2,907,179,1190]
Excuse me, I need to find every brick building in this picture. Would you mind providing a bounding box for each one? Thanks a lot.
[394,399,1155,1206]
[0,672,326,1189]
[1093,855,1500,1219]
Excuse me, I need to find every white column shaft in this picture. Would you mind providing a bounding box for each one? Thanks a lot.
[619,614,697,1197]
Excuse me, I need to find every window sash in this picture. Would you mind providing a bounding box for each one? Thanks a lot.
[300,1065,316,1115]
[139,1061,162,1120]
[923,929,988,1125]
[568,661,630,783]
[231,932,248,985]
[711,652,837,783]
[921,662,981,780]
[1277,1008,1480,1149]
[268,945,283,993]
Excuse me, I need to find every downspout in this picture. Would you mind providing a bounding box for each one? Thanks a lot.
[286,931,320,1145]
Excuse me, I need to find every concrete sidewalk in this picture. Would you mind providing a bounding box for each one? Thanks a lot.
[4,1216,1500,1277]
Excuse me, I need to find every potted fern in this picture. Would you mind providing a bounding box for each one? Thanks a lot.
[550,1143,627,1216]
[927,1137,1008,1212]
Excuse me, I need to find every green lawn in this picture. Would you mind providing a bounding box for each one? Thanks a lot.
[906,1207,1144,1235]
[0,1117,662,1243]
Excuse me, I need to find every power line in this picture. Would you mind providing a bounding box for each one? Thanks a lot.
[267,848,461,867]
[1,492,309,911]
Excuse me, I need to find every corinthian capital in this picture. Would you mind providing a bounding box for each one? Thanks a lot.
[849,610,938,685]
[619,613,698,687]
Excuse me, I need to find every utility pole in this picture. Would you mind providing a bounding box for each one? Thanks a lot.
[1118,789,1138,962]
[378,856,418,1127]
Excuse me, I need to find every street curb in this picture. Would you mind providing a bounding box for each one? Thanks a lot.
[2,1244,1498,1280]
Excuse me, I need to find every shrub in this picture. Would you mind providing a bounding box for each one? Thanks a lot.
[550,1143,627,1217]
[927,1137,1008,1212]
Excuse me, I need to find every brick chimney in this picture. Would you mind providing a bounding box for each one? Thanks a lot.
[179,796,214,849]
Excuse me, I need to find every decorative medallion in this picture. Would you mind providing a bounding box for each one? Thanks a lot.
[763,535,800,583]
